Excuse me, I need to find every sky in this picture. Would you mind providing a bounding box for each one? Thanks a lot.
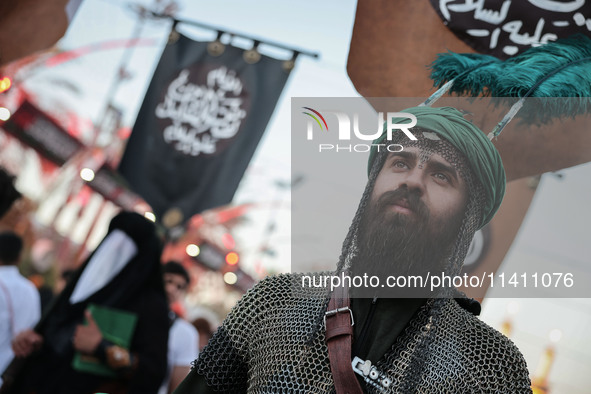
[7,0,591,391]
[14,0,360,270]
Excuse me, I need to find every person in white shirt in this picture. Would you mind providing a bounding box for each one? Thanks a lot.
[0,231,41,386]
[159,261,199,394]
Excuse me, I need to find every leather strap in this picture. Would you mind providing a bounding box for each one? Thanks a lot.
[325,282,364,394]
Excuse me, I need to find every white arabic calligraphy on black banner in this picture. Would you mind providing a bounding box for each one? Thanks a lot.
[434,0,591,57]
[155,66,247,156]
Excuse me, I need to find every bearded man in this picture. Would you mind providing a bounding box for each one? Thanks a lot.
[174,106,532,393]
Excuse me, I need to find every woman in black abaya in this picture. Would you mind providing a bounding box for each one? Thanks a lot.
[4,211,169,394]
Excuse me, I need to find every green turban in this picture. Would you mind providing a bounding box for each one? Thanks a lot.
[367,106,506,229]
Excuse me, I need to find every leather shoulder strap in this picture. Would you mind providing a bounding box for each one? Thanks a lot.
[325,282,363,394]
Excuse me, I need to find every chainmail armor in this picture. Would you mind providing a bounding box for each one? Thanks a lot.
[192,127,531,393]
[193,273,531,393]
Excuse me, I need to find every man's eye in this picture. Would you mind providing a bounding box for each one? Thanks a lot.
[392,161,408,169]
[434,173,450,183]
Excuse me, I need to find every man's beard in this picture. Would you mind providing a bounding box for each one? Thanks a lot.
[350,187,464,297]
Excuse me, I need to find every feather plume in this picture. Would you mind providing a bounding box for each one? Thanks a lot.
[429,35,591,137]
[490,35,591,124]
[491,35,591,97]
[429,52,501,96]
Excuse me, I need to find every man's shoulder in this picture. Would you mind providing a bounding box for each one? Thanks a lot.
[242,271,333,299]
[255,271,333,284]
[226,272,330,323]
[0,268,38,298]
[206,272,331,355]
[171,317,199,340]
[169,318,199,360]
[445,299,531,383]
[447,298,521,350]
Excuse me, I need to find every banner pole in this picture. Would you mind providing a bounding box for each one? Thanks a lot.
[148,12,320,59]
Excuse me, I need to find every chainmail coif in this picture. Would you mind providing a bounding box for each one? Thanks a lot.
[190,128,532,393]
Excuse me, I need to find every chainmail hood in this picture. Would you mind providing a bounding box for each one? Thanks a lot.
[337,127,486,294]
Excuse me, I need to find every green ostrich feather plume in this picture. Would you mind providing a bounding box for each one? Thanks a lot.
[491,35,591,97]
[429,52,501,96]
[429,35,591,133]
[491,35,591,124]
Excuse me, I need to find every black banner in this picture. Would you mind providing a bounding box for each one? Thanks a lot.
[89,165,142,210]
[1,100,83,165]
[119,33,292,226]
[430,0,591,59]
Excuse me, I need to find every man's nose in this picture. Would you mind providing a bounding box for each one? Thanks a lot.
[399,167,426,196]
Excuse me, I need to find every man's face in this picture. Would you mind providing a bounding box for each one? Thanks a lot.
[352,146,470,291]
[164,273,188,305]
[371,147,468,230]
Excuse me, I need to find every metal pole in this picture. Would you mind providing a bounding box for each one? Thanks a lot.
[149,12,320,59]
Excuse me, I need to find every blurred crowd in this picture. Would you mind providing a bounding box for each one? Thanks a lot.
[0,167,215,394]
